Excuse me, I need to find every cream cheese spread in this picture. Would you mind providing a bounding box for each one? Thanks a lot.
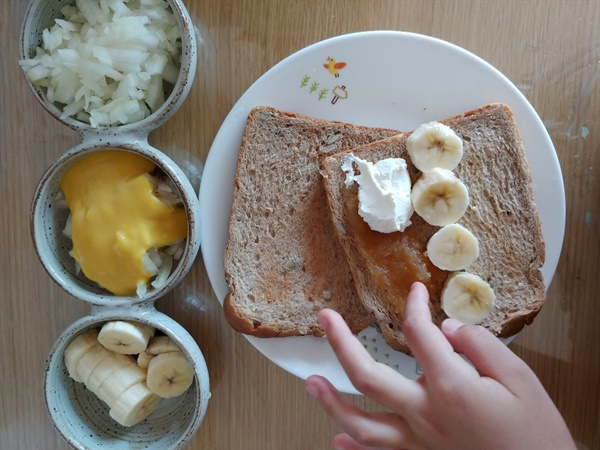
[341,154,413,233]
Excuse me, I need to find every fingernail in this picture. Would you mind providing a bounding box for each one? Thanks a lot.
[305,382,319,398]
[317,309,329,329]
[410,281,421,292]
[409,282,432,307]
[442,318,462,333]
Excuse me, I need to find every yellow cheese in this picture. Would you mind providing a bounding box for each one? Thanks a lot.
[60,150,187,296]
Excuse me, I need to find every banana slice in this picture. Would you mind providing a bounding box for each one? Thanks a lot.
[75,343,112,386]
[64,328,99,382]
[98,321,155,355]
[411,168,469,226]
[146,351,194,398]
[87,351,136,394]
[145,335,180,355]
[427,224,480,271]
[442,272,495,325]
[96,363,147,407]
[406,121,463,171]
[137,351,154,370]
[109,382,161,427]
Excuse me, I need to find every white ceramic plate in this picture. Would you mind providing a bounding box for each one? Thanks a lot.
[199,31,565,394]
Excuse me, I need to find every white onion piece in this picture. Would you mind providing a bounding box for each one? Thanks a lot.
[136,282,148,298]
[147,247,163,269]
[62,213,73,238]
[151,253,173,289]
[142,252,159,276]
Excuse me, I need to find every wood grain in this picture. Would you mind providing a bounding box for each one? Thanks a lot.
[1,1,598,449]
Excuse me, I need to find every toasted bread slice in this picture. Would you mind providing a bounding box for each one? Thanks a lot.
[321,104,546,353]
[224,106,399,337]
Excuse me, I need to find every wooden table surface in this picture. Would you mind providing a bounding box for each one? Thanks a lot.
[1,1,599,449]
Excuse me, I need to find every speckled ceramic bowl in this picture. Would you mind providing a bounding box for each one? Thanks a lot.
[45,310,210,450]
[19,0,197,137]
[31,142,201,306]
[22,0,209,445]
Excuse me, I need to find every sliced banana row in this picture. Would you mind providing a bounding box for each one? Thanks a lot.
[407,122,494,325]
[64,321,194,427]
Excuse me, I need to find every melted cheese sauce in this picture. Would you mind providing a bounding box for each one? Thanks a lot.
[60,150,187,296]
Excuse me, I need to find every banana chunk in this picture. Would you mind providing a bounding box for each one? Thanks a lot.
[109,382,161,427]
[442,272,495,324]
[64,329,99,382]
[427,224,480,271]
[146,335,181,355]
[87,352,136,395]
[98,320,155,355]
[96,363,148,406]
[76,343,112,386]
[146,351,194,398]
[411,168,469,226]
[406,121,463,172]
[137,351,154,370]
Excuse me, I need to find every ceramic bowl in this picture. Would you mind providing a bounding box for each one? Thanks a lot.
[30,142,201,306]
[19,0,197,137]
[45,310,210,450]
[22,1,208,445]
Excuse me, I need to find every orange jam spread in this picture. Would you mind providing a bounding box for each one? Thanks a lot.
[60,150,187,296]
[345,195,447,317]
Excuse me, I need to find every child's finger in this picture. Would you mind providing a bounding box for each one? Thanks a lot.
[403,283,476,380]
[318,308,421,412]
[305,375,422,449]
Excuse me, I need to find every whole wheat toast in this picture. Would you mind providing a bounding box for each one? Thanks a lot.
[223,106,399,337]
[321,104,546,353]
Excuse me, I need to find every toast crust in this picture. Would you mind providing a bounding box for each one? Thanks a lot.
[223,106,399,337]
[321,104,546,353]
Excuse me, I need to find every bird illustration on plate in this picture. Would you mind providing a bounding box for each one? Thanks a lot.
[323,56,346,77]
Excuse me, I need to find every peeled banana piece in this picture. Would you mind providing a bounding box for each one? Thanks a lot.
[137,351,154,370]
[96,362,147,406]
[76,343,112,386]
[146,351,194,398]
[411,168,469,226]
[427,224,479,271]
[98,320,155,354]
[406,121,463,172]
[442,272,495,324]
[146,335,181,355]
[109,382,161,427]
[87,352,135,394]
[64,329,99,382]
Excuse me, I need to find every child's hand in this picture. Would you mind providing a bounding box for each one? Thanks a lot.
[306,282,575,450]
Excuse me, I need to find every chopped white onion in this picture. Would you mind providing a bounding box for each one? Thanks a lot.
[147,247,164,269]
[151,253,173,289]
[20,0,182,127]
[62,213,73,238]
[136,282,148,298]
[142,252,160,276]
